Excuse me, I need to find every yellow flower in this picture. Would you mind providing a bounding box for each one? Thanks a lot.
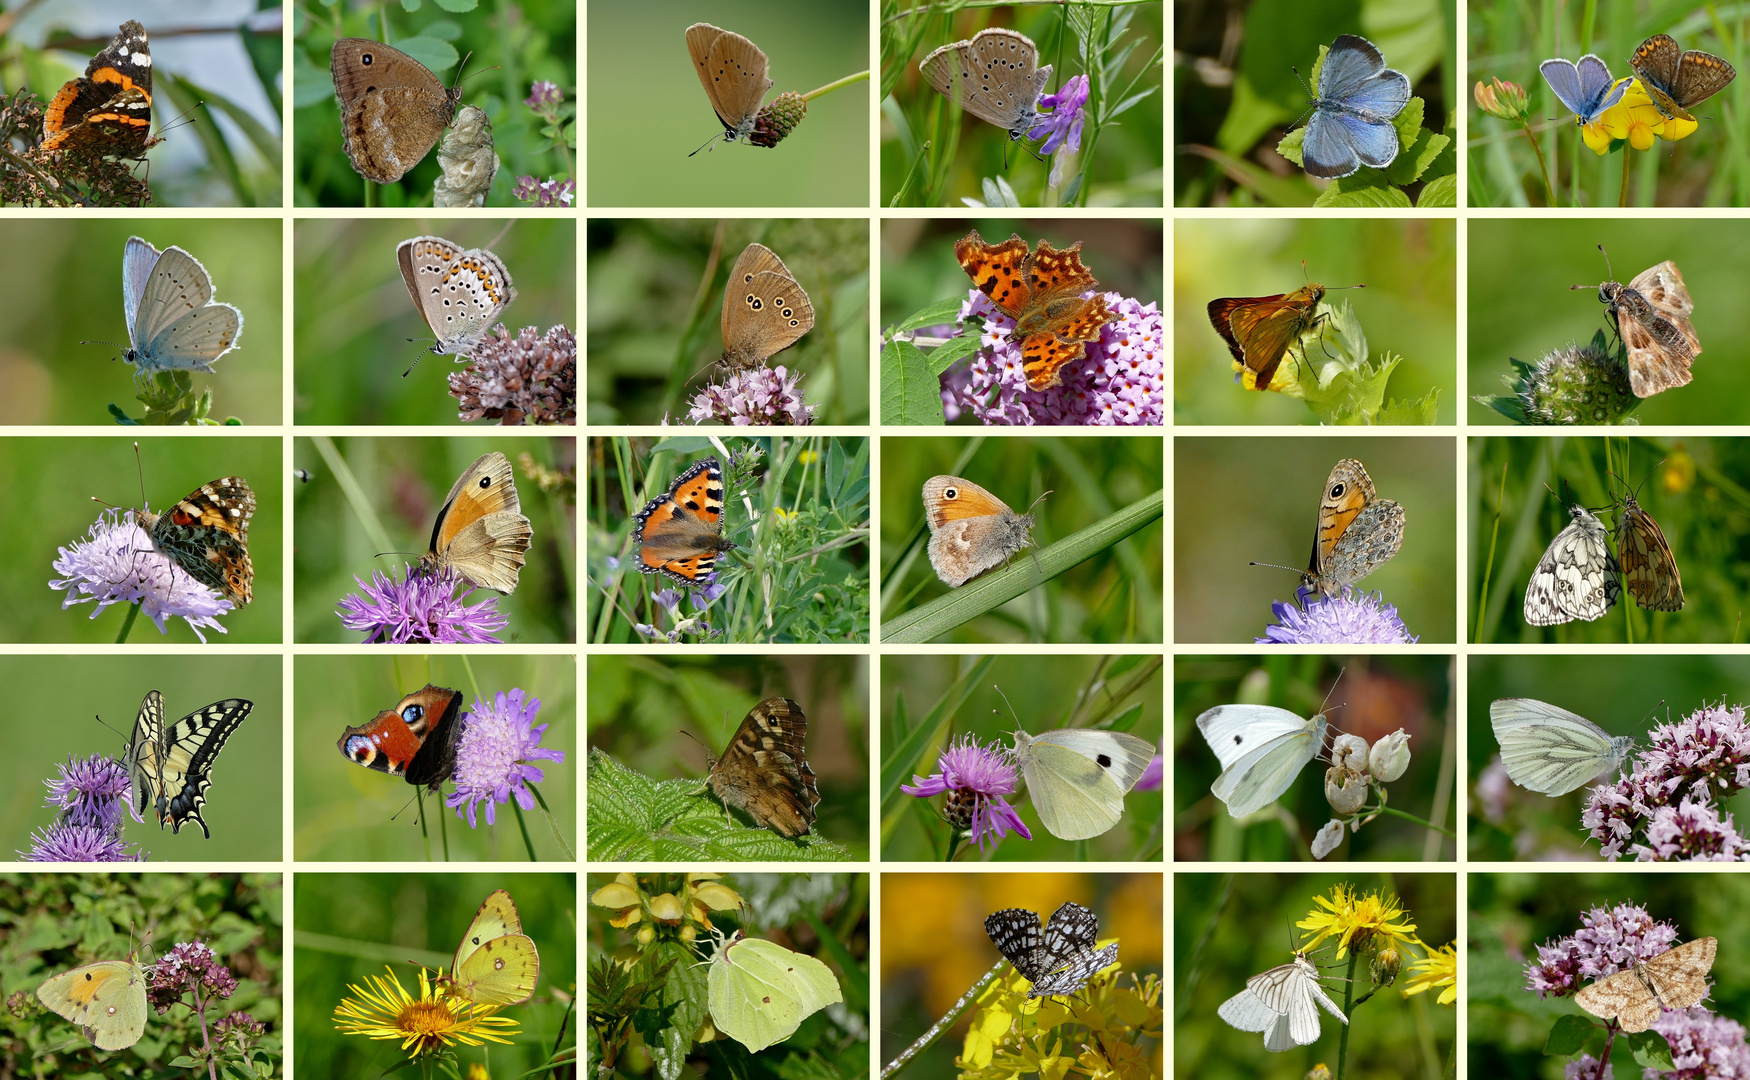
[1298,884,1418,958]
[1402,942,1457,1005]
[333,966,518,1057]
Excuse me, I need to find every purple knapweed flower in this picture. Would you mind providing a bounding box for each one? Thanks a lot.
[446,689,565,827]
[683,365,818,426]
[21,819,145,862]
[335,566,508,644]
[1028,74,1088,154]
[513,176,576,207]
[525,81,563,109]
[943,291,1162,425]
[45,753,135,830]
[50,508,232,641]
[1257,586,1417,644]
[901,734,1031,852]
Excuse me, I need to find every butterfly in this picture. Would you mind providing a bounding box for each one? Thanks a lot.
[705,926,842,1052]
[336,684,464,792]
[1575,936,1717,1032]
[440,889,540,1007]
[1219,951,1348,1052]
[1253,459,1404,596]
[1631,34,1735,122]
[1207,275,1365,392]
[127,690,253,838]
[922,475,1046,587]
[1012,727,1154,840]
[1572,247,1700,399]
[984,902,1118,999]
[1196,702,1328,817]
[1616,488,1683,613]
[685,23,774,151]
[39,21,154,160]
[954,230,1118,391]
[36,950,149,1050]
[1541,55,1628,127]
[632,456,737,586]
[136,476,257,606]
[420,452,532,594]
[718,243,814,372]
[918,28,1053,142]
[1488,698,1635,796]
[1524,503,1620,626]
[111,236,243,379]
[1294,35,1410,179]
[703,697,819,838]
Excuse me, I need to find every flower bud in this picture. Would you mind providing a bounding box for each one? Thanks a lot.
[1325,765,1367,815]
[1311,819,1345,860]
[750,91,807,147]
[1372,945,1401,986]
[1369,729,1412,782]
[1474,77,1528,121]
[1330,733,1370,773]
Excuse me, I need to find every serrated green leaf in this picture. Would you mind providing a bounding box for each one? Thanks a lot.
[1377,388,1440,425]
[1418,174,1457,206]
[881,339,947,425]
[1314,179,1414,208]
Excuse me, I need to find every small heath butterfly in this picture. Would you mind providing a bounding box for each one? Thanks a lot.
[922,475,1049,587]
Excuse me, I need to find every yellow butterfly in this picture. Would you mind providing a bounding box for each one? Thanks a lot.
[440,889,540,1006]
[36,952,149,1050]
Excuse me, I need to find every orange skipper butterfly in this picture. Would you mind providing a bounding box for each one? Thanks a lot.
[1207,268,1365,392]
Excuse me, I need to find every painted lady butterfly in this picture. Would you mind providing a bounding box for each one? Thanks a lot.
[138,477,257,605]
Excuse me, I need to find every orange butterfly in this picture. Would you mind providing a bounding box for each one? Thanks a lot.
[1207,272,1365,392]
[954,230,1117,391]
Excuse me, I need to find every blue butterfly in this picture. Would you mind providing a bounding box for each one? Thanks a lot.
[118,236,244,378]
[1297,34,1411,179]
[1540,55,1627,126]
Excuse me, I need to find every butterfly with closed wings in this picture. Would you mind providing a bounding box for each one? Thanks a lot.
[1196,695,1330,818]
[1524,501,1620,627]
[1489,697,1635,797]
[703,924,842,1052]
[438,889,540,1008]
[1252,458,1404,597]
[128,689,253,838]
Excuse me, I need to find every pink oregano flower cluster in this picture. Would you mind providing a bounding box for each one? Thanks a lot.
[1582,701,1750,861]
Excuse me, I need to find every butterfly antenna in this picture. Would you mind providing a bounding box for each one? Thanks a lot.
[402,339,441,377]
[1024,489,1053,515]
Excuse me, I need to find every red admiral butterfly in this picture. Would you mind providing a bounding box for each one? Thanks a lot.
[41,20,154,158]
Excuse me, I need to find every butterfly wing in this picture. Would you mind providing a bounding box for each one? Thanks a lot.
[121,236,160,346]
[336,684,464,791]
[1488,697,1633,795]
[130,246,216,349]
[1014,728,1153,840]
[448,889,539,1006]
[1641,937,1718,1014]
[424,452,531,594]
[707,931,842,1053]
[128,690,164,824]
[1673,49,1735,109]
[953,230,1035,320]
[1524,506,1621,625]
[1206,288,1320,391]
[1317,500,1406,591]
[720,243,814,368]
[705,697,819,838]
[151,696,253,837]
[36,958,149,1050]
[1197,705,1326,817]
[137,303,243,375]
[632,456,735,586]
[920,28,1048,136]
[984,908,1047,980]
[1618,497,1684,612]
[685,23,771,138]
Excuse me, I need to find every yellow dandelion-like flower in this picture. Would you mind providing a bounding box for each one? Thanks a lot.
[333,966,519,1057]
[1402,942,1457,1005]
[1298,884,1417,958]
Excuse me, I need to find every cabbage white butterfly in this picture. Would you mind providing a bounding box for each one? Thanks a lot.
[1195,704,1328,817]
[1489,697,1636,796]
[1012,728,1155,841]
[705,927,842,1052]
[1218,951,1347,1052]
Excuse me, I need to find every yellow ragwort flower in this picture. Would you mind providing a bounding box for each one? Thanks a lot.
[333,965,518,1057]
[1298,883,1418,958]
[1402,942,1457,1005]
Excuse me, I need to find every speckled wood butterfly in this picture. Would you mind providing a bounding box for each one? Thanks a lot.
[703,697,819,838]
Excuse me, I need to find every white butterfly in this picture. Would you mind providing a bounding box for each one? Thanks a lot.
[1524,504,1620,626]
[1489,698,1635,796]
[1574,937,1716,1033]
[1218,951,1348,1051]
[1195,704,1328,817]
[1012,728,1155,841]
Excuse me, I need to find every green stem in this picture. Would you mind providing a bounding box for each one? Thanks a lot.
[1336,949,1358,1079]
[113,602,140,643]
[1473,461,1507,641]
[890,140,930,206]
[1619,148,1629,207]
[1373,804,1455,837]
[803,70,870,101]
[513,798,536,860]
[1520,122,1556,205]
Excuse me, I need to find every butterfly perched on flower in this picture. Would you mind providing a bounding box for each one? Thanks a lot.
[137,476,257,606]
[1252,458,1403,596]
[1207,272,1365,392]
[954,230,1117,391]
[632,456,737,587]
[1571,246,1700,399]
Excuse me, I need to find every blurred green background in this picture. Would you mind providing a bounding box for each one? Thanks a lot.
[881,654,1163,861]
[880,6,1165,207]
[586,0,869,208]
[1176,872,1455,1078]
[587,655,868,856]
[293,218,575,425]
[1175,218,1455,423]
[586,219,869,425]
[0,656,279,860]
[1470,872,1750,1077]
[293,655,574,861]
[291,436,575,644]
[292,3,576,207]
[882,871,1162,1074]
[294,872,573,1074]
[1469,654,1750,860]
[0,221,280,425]
[879,435,1164,643]
[1174,436,1457,643]
[1469,220,1750,423]
[0,436,280,644]
[1469,5,1746,206]
[1176,655,1455,861]
[1175,0,1454,206]
[1468,436,1748,643]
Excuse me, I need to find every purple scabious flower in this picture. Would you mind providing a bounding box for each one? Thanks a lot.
[1583,702,1750,860]
[1257,586,1417,644]
[21,819,145,862]
[335,566,508,644]
[446,689,565,827]
[1651,1007,1750,1078]
[50,509,233,642]
[1524,903,1679,999]
[524,81,563,109]
[943,291,1162,425]
[1027,74,1089,154]
[149,940,238,1012]
[901,734,1031,852]
[513,176,576,207]
[45,753,135,829]
[682,365,818,426]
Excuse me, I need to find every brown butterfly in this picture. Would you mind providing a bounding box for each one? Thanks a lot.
[1574,936,1716,1032]
[703,697,819,838]
[420,453,533,594]
[1253,458,1405,595]
[1207,272,1365,391]
[1572,246,1700,398]
[719,243,814,371]
[1616,488,1684,612]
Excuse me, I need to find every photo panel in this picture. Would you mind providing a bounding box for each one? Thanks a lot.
[881,654,1162,862]
[291,435,576,645]
[586,654,868,860]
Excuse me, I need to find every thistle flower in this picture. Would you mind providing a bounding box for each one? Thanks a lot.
[335,567,508,644]
[20,819,145,862]
[1257,586,1417,645]
[901,734,1031,851]
[50,508,233,642]
[446,689,565,827]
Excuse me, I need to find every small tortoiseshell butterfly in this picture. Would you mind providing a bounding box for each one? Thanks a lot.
[632,456,736,586]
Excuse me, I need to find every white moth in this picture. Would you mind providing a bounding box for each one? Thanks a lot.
[1218,951,1348,1051]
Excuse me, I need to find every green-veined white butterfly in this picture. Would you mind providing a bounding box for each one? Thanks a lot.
[706,927,842,1053]
[1195,704,1328,817]
[1489,697,1635,796]
[1218,951,1348,1052]
[1012,728,1156,840]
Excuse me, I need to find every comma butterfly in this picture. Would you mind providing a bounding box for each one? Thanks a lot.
[632,456,737,587]
[954,230,1118,391]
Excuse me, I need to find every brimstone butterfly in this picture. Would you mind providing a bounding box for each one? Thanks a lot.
[706,927,842,1052]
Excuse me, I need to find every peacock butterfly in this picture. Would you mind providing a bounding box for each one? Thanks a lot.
[336,684,463,792]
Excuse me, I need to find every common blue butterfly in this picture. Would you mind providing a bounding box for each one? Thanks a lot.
[1296,35,1410,180]
[1540,55,1627,126]
[117,236,244,377]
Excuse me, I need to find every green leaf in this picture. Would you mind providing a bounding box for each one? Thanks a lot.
[881,339,946,425]
[892,298,965,335]
[1314,177,1413,207]
[1626,1029,1676,1071]
[1542,1014,1597,1056]
[926,331,982,377]
[1418,174,1457,206]
[1377,388,1440,425]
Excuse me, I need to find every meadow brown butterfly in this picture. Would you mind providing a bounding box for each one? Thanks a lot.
[922,475,1049,587]
[330,38,462,184]
[1571,245,1700,399]
[1252,458,1404,595]
[719,243,814,371]
[420,452,532,594]
[1207,270,1365,392]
